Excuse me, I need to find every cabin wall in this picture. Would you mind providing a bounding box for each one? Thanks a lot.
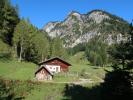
[43,59,69,72]
[45,65,60,73]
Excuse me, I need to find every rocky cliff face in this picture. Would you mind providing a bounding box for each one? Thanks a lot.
[43,10,130,47]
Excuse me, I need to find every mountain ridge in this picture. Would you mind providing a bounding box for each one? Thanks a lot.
[43,10,130,47]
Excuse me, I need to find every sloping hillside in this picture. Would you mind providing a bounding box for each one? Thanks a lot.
[0,52,111,82]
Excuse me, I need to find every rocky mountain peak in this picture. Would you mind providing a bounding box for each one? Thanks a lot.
[43,10,129,47]
[69,11,80,16]
[64,11,83,25]
[68,11,81,19]
[88,10,110,23]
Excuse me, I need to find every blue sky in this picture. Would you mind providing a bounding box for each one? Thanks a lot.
[11,0,133,29]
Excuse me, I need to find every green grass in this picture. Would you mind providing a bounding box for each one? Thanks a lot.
[0,60,36,80]
[25,82,101,100]
[68,52,112,82]
[25,83,65,100]
[0,78,101,100]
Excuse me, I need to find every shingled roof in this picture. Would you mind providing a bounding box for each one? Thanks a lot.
[38,57,71,66]
[35,65,53,76]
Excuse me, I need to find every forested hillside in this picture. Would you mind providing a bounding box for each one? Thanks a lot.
[0,0,67,63]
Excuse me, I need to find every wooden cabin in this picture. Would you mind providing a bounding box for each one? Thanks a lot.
[35,66,53,81]
[39,57,71,73]
[35,57,71,81]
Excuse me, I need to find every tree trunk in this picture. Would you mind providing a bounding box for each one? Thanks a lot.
[19,43,23,62]
[14,44,17,58]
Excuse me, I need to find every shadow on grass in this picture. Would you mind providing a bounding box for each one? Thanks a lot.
[63,70,133,100]
[0,54,11,62]
[86,63,100,69]
[62,84,102,100]
[1,96,25,100]
[86,63,92,66]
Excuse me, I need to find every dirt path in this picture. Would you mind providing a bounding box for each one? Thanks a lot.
[39,78,94,85]
[73,78,93,85]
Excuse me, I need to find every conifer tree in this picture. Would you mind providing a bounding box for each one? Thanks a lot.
[102,23,133,100]
[85,36,108,66]
[0,0,19,45]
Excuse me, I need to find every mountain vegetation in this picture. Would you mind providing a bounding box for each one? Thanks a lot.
[0,0,19,45]
[0,0,67,63]
[13,19,67,63]
[85,36,108,66]
[1,0,130,65]
[101,24,133,100]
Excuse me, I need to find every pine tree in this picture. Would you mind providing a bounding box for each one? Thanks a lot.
[108,23,133,70]
[0,0,19,45]
[102,23,133,100]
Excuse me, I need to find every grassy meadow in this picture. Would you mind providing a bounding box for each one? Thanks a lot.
[0,60,36,80]
[0,52,111,100]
